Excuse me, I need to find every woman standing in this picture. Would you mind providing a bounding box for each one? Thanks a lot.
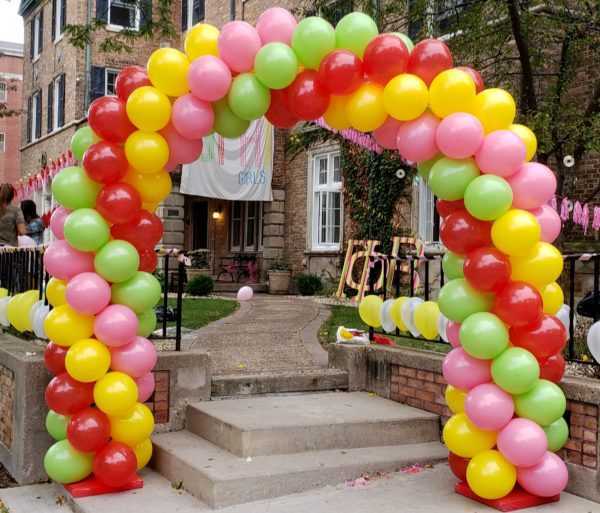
[20,199,45,245]
[0,184,26,246]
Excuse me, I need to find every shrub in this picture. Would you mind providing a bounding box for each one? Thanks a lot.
[296,273,323,296]
[186,275,214,296]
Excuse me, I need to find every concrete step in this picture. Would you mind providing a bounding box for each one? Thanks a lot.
[152,429,448,509]
[0,483,70,513]
[186,392,440,457]
[211,368,349,397]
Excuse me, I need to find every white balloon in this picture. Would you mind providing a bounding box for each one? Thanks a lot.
[437,312,449,342]
[0,297,11,327]
[381,299,396,334]
[587,321,600,363]
[402,297,423,338]
[556,304,573,339]
[29,300,43,329]
[237,286,253,301]
[32,304,50,339]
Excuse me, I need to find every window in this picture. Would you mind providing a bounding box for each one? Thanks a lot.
[105,68,119,95]
[52,0,66,41]
[47,74,66,133]
[30,10,43,60]
[321,0,353,25]
[416,176,440,242]
[230,201,263,252]
[0,134,5,153]
[108,0,140,29]
[0,83,6,103]
[27,90,42,143]
[311,151,343,250]
[182,0,205,31]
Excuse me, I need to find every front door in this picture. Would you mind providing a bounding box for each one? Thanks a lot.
[191,201,209,249]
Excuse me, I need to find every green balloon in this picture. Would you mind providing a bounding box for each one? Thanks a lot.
[94,240,140,283]
[63,208,110,252]
[44,439,93,484]
[71,126,95,161]
[292,17,336,69]
[460,312,508,360]
[45,410,69,441]
[392,32,414,53]
[213,100,250,139]
[52,166,101,210]
[137,309,157,337]
[515,379,567,427]
[112,271,162,314]
[417,155,439,182]
[428,158,480,201]
[335,12,379,58]
[464,175,513,221]
[491,347,540,395]
[255,42,298,90]
[227,73,271,121]
[437,278,492,322]
[543,417,569,452]
[442,252,464,280]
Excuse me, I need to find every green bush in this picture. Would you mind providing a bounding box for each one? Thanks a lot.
[186,275,214,296]
[296,273,323,296]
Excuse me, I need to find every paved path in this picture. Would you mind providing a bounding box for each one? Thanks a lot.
[183,295,330,376]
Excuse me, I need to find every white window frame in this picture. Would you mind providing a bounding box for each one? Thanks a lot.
[107,0,140,31]
[244,202,257,252]
[417,176,436,242]
[54,0,64,42]
[105,68,120,96]
[31,91,41,142]
[310,150,343,251]
[0,133,5,153]
[32,12,42,61]
[51,75,60,131]
[230,202,242,252]
[230,201,264,253]
[0,83,6,103]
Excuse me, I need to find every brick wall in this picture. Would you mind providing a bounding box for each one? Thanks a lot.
[145,370,170,425]
[0,364,15,449]
[564,400,598,470]
[0,49,23,184]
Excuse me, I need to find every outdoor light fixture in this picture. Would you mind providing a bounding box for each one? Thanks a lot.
[212,208,223,220]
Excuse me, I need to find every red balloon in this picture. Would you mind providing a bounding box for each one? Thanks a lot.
[88,96,135,143]
[45,373,94,416]
[317,50,363,95]
[407,39,453,86]
[139,248,158,273]
[456,66,484,93]
[265,89,299,129]
[510,315,567,361]
[67,407,111,453]
[448,452,470,482]
[96,183,142,225]
[539,353,566,383]
[463,247,511,293]
[44,342,68,375]
[83,142,129,184]
[436,199,464,218]
[115,65,152,102]
[493,281,543,328]
[287,70,330,121]
[111,210,164,251]
[363,34,409,85]
[440,210,491,255]
[93,441,137,488]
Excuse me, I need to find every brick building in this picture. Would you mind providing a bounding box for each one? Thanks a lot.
[0,41,23,185]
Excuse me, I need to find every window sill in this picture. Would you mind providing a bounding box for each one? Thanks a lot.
[106,24,139,33]
[306,248,341,255]
[32,55,40,64]
[53,33,64,44]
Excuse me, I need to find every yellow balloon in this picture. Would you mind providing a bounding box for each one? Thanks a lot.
[345,82,387,133]
[184,23,220,61]
[323,95,351,130]
[389,297,409,332]
[147,47,190,97]
[123,168,172,205]
[383,73,428,121]
[509,124,537,161]
[539,282,564,315]
[46,277,67,307]
[445,385,466,414]
[428,69,476,118]
[65,339,111,383]
[17,289,40,332]
[443,413,497,458]
[6,293,23,331]
[510,242,563,289]
[126,86,172,132]
[491,209,540,257]
[358,295,383,328]
[142,202,160,213]
[467,450,516,500]
[413,301,440,340]
[125,131,170,174]
[94,372,138,418]
[111,403,155,448]
[473,88,516,133]
[0,288,7,298]
[134,438,153,470]
[44,304,94,347]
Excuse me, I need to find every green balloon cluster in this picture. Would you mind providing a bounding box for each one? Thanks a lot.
[460,312,508,360]
[335,12,379,58]
[464,175,513,221]
[292,17,335,69]
[437,278,492,322]
[442,252,464,280]
[255,42,298,90]
[137,309,157,337]
[112,271,162,314]
[46,410,69,441]
[70,126,96,161]
[543,417,569,452]
[44,439,93,484]
[52,166,101,210]
[213,99,250,139]
[491,347,539,395]
[428,158,480,201]
[228,73,271,121]
[515,379,567,426]
[63,208,110,252]
[94,240,140,283]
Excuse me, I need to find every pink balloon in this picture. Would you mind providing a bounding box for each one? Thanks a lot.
[442,347,491,390]
[508,162,557,210]
[531,204,561,243]
[373,117,403,150]
[135,372,155,403]
[446,321,461,348]
[218,21,262,73]
[465,383,514,431]
[237,286,253,301]
[436,113,484,159]
[188,56,232,102]
[110,336,157,378]
[66,272,111,315]
[396,112,440,163]
[256,7,297,45]
[159,123,203,167]
[475,130,526,177]
[94,304,138,348]
[498,418,548,468]
[517,452,568,497]
[44,240,94,281]
[50,206,71,240]
[171,94,214,140]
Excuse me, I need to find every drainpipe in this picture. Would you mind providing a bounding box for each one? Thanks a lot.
[229,0,235,21]
[83,0,93,113]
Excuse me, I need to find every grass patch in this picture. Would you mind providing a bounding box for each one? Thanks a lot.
[167,297,238,330]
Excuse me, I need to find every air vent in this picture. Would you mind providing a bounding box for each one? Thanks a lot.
[156,206,183,219]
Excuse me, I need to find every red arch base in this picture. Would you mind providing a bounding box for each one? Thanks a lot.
[65,474,143,498]
[455,481,560,511]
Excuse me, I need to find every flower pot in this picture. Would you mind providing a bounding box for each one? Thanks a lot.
[267,270,291,295]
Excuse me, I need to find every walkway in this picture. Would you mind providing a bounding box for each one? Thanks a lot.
[183,295,330,375]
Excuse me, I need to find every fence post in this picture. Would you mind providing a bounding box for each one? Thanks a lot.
[161,253,169,338]
[568,257,576,360]
[176,261,185,352]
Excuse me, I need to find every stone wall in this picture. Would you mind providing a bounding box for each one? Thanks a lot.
[0,365,15,449]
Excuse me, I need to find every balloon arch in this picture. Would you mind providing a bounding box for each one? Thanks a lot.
[41,6,568,504]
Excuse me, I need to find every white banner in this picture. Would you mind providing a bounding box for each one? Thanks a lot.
[181,119,274,201]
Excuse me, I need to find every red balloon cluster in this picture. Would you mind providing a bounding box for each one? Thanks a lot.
[493,281,543,328]
[318,50,363,95]
[82,142,128,184]
[87,97,135,143]
[111,210,164,253]
[363,34,409,85]
[407,38,453,86]
[266,89,299,129]
[97,183,142,225]
[464,247,511,293]
[115,65,152,102]
[93,441,138,488]
[45,373,94,416]
[287,70,330,121]
[448,452,469,482]
[436,199,464,218]
[44,342,68,375]
[67,407,111,453]
[440,210,492,255]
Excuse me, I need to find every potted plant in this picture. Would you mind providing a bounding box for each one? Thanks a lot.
[186,249,211,281]
[267,260,291,295]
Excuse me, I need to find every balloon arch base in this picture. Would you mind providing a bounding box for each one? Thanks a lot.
[64,474,144,498]
[455,482,560,512]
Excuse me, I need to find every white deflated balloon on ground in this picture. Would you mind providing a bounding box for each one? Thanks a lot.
[0,296,11,327]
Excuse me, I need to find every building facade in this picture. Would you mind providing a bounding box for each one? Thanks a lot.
[0,41,23,185]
